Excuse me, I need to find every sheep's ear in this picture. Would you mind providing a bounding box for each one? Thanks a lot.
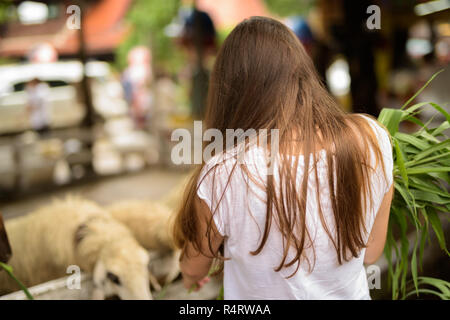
[74,223,89,247]
[106,271,121,286]
[0,213,11,263]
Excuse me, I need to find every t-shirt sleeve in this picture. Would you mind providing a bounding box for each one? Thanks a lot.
[196,158,232,237]
[361,115,394,194]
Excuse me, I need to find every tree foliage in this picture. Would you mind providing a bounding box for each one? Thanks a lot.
[116,0,181,71]
[0,0,13,24]
[263,0,313,17]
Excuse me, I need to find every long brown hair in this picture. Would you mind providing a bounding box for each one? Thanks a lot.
[173,16,387,276]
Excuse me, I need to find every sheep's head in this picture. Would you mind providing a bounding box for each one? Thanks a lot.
[92,239,152,300]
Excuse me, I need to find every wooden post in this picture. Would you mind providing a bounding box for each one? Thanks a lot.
[0,212,11,263]
[76,0,95,175]
[340,0,379,116]
[77,0,95,128]
[191,2,209,119]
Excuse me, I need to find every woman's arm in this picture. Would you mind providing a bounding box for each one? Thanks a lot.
[180,195,224,290]
[364,184,394,265]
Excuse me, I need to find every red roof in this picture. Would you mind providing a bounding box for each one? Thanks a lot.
[0,0,131,58]
[196,0,271,29]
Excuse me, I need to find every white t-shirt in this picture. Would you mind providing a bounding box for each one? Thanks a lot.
[197,115,393,300]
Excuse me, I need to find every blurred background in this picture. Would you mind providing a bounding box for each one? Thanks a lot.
[0,0,448,298]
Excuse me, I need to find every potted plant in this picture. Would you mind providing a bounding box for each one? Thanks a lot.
[376,71,449,300]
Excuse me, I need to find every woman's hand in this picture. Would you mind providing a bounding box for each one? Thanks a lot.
[179,196,224,293]
[183,275,211,292]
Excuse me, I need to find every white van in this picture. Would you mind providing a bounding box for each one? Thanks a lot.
[0,60,128,135]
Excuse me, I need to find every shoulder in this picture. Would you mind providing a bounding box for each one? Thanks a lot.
[198,149,238,190]
[353,113,392,151]
[354,113,389,135]
[353,114,394,188]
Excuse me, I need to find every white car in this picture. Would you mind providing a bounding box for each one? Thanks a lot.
[0,60,128,135]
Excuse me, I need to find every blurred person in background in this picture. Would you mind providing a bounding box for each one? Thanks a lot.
[286,15,331,90]
[178,7,217,120]
[287,16,315,56]
[122,46,154,130]
[153,70,179,130]
[26,78,50,135]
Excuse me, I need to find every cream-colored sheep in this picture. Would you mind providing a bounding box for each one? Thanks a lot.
[107,200,180,285]
[0,197,154,300]
[161,173,191,211]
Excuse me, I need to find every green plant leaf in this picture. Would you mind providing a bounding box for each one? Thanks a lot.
[400,69,444,110]
[414,139,450,162]
[406,166,450,175]
[429,102,450,123]
[402,102,432,119]
[409,179,450,199]
[411,240,418,295]
[378,108,404,136]
[427,208,449,255]
[432,121,450,136]
[406,151,450,167]
[381,70,449,300]
[395,132,431,150]
[0,262,33,300]
[406,276,450,299]
[394,138,408,187]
